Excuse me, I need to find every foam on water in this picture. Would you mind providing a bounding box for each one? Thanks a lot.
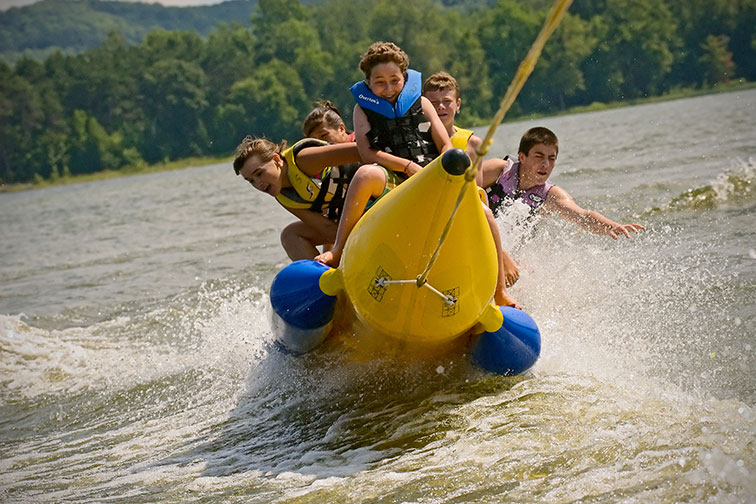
[506,207,751,396]
[0,282,270,400]
[2,256,754,503]
[3,200,755,503]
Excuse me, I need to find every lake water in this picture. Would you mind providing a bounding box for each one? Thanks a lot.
[1,89,755,503]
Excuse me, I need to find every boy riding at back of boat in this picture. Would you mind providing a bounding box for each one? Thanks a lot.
[481,127,645,239]
[422,72,483,167]
[422,71,521,290]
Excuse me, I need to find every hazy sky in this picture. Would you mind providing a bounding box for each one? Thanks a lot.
[0,0,228,10]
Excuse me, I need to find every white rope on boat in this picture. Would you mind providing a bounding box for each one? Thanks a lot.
[374,278,457,306]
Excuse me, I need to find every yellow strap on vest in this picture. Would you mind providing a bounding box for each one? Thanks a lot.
[451,127,473,151]
[275,139,329,209]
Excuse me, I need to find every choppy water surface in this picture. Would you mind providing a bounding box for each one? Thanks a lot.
[1,90,755,503]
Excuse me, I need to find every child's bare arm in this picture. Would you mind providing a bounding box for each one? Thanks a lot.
[466,134,484,185]
[296,142,361,177]
[420,96,452,154]
[545,186,645,239]
[466,134,482,162]
[284,207,338,243]
[480,158,507,189]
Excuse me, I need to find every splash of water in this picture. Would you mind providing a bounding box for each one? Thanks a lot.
[661,157,755,212]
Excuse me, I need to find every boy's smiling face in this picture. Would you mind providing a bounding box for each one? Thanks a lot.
[367,62,405,104]
[424,88,460,130]
[518,143,558,189]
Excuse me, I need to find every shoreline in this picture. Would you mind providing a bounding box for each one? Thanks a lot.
[476,79,756,126]
[0,155,233,193]
[3,80,753,194]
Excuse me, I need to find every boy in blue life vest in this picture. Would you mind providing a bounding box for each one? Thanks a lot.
[482,127,645,239]
[423,71,521,289]
[315,42,519,307]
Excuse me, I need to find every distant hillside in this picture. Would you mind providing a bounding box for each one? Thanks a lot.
[0,0,258,63]
[0,0,501,63]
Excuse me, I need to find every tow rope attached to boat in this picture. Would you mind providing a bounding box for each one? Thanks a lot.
[415,0,574,287]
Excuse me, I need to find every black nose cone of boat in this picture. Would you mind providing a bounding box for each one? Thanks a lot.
[441,148,471,176]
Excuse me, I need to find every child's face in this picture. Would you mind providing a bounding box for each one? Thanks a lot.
[518,143,558,186]
[424,89,460,129]
[367,62,405,104]
[309,122,349,143]
[239,154,283,196]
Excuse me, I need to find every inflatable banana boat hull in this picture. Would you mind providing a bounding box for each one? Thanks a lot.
[269,149,540,375]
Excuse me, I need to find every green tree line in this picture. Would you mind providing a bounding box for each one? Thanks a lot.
[1,0,753,184]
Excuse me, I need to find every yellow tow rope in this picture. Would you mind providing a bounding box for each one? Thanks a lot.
[416,0,573,287]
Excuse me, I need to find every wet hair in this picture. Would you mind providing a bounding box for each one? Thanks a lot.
[518,127,559,156]
[232,136,287,175]
[302,100,348,137]
[359,41,409,80]
[422,71,460,100]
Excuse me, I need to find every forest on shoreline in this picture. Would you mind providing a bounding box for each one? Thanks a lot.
[1,0,754,185]
[5,83,754,193]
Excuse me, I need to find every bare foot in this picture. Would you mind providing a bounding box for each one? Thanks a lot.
[314,248,342,267]
[495,289,521,310]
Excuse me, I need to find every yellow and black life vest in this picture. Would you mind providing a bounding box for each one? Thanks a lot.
[275,138,358,221]
[451,127,474,151]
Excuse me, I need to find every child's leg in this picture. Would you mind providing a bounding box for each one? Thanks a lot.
[280,221,335,261]
[482,203,521,308]
[315,165,387,267]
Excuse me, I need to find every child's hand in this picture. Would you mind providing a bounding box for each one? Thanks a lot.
[315,249,341,267]
[609,223,646,239]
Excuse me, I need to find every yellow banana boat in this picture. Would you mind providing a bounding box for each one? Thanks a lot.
[269,149,540,375]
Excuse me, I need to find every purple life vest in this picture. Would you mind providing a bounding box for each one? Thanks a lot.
[486,155,553,215]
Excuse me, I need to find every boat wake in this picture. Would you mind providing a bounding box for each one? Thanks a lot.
[652,157,756,213]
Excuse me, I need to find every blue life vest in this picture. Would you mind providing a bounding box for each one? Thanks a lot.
[350,69,439,167]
